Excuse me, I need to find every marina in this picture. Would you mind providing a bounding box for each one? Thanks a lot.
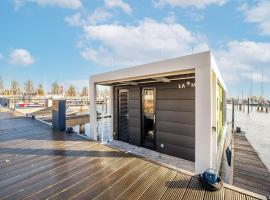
[1,51,270,199]
[229,104,270,171]
[1,1,270,199]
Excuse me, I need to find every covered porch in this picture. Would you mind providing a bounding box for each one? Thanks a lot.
[89,51,228,174]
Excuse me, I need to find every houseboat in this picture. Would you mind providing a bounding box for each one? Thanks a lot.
[89,51,227,174]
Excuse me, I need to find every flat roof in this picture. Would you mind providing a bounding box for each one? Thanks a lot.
[90,51,227,92]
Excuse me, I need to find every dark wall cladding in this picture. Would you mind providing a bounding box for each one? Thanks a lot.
[113,78,195,161]
[113,86,141,146]
[155,80,195,161]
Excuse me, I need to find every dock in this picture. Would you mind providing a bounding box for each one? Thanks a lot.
[232,132,270,197]
[0,109,266,200]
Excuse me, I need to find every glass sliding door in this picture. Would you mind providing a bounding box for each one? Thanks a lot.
[142,88,156,149]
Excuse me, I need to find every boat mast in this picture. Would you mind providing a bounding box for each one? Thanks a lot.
[261,71,264,99]
[250,71,253,100]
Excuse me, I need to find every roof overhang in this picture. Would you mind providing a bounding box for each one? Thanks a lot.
[97,70,195,86]
[89,51,227,92]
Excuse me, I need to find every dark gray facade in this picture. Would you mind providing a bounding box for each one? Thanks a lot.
[113,79,195,161]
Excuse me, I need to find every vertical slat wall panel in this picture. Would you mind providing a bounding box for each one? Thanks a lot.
[113,79,195,161]
[113,86,141,145]
[155,79,195,161]
[113,87,118,139]
[128,88,141,146]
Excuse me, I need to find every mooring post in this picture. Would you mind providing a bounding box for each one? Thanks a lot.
[248,98,250,114]
[105,97,108,115]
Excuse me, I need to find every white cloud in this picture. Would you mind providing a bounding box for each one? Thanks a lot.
[65,13,84,26]
[216,41,270,83]
[80,19,209,67]
[9,49,35,66]
[88,8,112,24]
[241,0,270,35]
[104,0,132,13]
[163,12,177,24]
[0,53,3,60]
[154,0,227,9]
[14,0,82,10]
[65,9,112,26]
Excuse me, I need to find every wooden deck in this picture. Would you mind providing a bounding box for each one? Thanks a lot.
[0,109,266,200]
[232,133,270,197]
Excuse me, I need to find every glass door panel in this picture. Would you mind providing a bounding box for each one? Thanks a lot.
[142,88,155,149]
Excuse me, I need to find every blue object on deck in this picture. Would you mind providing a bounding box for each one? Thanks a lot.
[204,168,218,184]
[199,168,223,191]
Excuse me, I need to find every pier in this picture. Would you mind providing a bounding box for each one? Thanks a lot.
[0,108,266,200]
[232,132,270,197]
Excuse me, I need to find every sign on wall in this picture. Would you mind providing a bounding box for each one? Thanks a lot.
[178,80,195,89]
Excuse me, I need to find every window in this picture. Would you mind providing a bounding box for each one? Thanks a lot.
[217,83,226,143]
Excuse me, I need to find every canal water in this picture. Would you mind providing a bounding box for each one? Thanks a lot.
[227,104,270,171]
[73,104,113,142]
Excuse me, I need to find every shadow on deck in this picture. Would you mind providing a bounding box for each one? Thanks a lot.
[0,109,266,200]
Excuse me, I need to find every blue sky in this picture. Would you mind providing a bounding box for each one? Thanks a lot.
[0,0,270,98]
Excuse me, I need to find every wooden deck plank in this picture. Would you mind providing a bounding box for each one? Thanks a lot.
[0,141,100,181]
[0,130,80,145]
[24,158,133,200]
[204,187,225,200]
[233,181,270,198]
[234,171,270,185]
[233,133,270,197]
[137,168,177,200]
[0,135,82,157]
[182,177,205,200]
[0,156,69,189]
[224,188,246,200]
[0,132,79,146]
[246,196,261,200]
[115,167,167,200]
[70,159,151,200]
[0,110,266,200]
[0,141,92,173]
[93,163,154,200]
[160,172,191,200]
[0,156,101,198]
[2,157,113,199]
[0,140,100,165]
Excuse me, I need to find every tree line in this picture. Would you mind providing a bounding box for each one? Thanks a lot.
[0,77,88,97]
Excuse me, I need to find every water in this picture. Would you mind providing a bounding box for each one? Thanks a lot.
[227,104,270,171]
[73,104,113,142]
